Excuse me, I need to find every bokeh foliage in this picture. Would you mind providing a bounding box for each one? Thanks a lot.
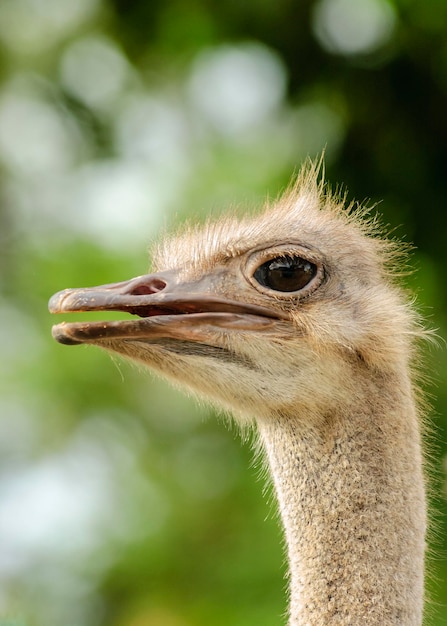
[0,0,446,625]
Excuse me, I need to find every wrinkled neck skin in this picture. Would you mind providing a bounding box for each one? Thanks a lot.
[257,365,426,626]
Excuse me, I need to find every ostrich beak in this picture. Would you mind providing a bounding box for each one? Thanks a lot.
[49,272,287,346]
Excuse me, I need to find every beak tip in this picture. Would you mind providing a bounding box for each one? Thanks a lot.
[52,323,82,345]
[48,289,69,313]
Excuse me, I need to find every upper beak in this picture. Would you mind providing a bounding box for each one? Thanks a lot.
[49,271,288,345]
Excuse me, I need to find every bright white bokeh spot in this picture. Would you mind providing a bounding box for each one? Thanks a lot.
[69,161,163,249]
[1,159,172,249]
[188,43,287,136]
[0,464,107,570]
[313,0,397,56]
[0,415,167,579]
[60,36,131,110]
[0,87,81,174]
[0,0,100,54]
[114,94,191,168]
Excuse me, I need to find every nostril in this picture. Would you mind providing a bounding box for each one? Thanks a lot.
[130,279,166,296]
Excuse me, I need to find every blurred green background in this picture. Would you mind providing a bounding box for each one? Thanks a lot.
[0,0,446,624]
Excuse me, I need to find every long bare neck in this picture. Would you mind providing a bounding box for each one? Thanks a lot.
[258,366,426,626]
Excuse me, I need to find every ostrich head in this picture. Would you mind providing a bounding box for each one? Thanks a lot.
[49,163,416,424]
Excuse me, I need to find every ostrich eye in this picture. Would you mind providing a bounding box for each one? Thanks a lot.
[253,255,317,292]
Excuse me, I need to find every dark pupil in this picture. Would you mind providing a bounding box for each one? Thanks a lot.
[254,255,317,292]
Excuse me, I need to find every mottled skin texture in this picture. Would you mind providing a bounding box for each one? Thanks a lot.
[50,162,428,625]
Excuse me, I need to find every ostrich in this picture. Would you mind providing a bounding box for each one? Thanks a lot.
[49,162,428,625]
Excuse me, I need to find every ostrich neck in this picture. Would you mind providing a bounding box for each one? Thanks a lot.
[258,368,426,626]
